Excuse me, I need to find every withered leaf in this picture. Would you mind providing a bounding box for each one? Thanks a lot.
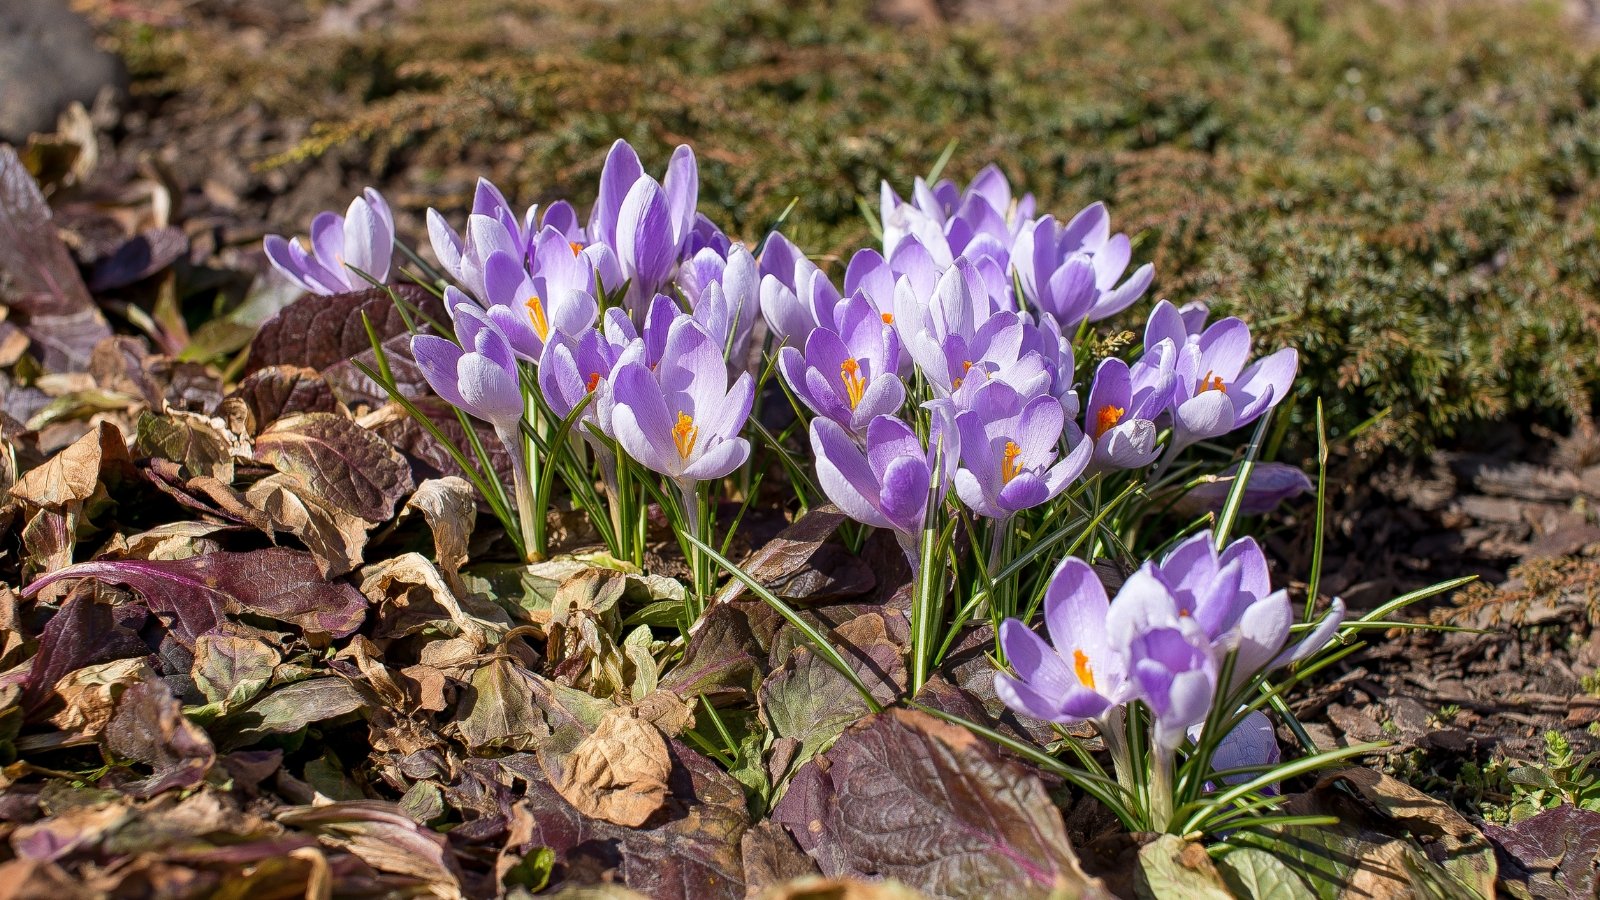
[8,420,131,510]
[47,657,147,739]
[242,285,443,408]
[367,397,515,489]
[276,800,465,897]
[0,146,111,371]
[254,412,413,522]
[22,587,148,717]
[86,226,188,293]
[192,626,280,709]
[224,365,340,434]
[769,708,1103,900]
[1324,767,1498,897]
[457,656,553,751]
[245,472,369,578]
[1136,834,1233,899]
[106,674,217,798]
[1484,805,1600,900]
[545,709,670,827]
[713,505,873,605]
[217,677,367,750]
[134,410,234,481]
[402,477,475,594]
[23,548,368,648]
[661,602,762,702]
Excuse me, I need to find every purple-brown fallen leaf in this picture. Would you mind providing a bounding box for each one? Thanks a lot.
[22,548,368,648]
[0,146,111,371]
[105,674,217,798]
[253,412,413,522]
[276,800,465,898]
[1484,805,1599,899]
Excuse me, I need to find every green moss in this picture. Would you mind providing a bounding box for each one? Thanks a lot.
[112,0,1600,452]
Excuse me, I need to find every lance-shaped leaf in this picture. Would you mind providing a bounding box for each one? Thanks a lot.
[22,548,368,648]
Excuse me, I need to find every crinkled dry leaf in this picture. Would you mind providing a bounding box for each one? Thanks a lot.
[457,656,553,751]
[246,471,369,577]
[106,674,216,798]
[254,412,413,522]
[191,626,280,709]
[1136,834,1233,900]
[47,657,147,738]
[546,708,670,827]
[713,505,873,606]
[8,420,130,510]
[770,708,1105,900]
[403,476,476,594]
[1484,805,1600,900]
[134,410,235,481]
[224,365,341,434]
[276,800,465,898]
[362,552,508,647]
[660,601,762,702]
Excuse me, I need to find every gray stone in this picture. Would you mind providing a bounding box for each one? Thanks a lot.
[0,0,126,144]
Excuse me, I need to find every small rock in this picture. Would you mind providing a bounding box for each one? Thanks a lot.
[0,0,126,144]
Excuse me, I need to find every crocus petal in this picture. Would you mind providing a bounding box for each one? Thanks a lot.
[877,455,932,535]
[681,437,750,481]
[811,418,892,530]
[663,144,699,251]
[999,619,1077,699]
[619,180,676,295]
[591,139,644,248]
[1209,711,1281,786]
[456,351,524,429]
[610,363,681,477]
[1175,391,1237,443]
[412,335,468,409]
[1269,598,1346,669]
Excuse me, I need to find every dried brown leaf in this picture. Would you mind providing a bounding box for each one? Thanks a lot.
[546,708,670,827]
[254,412,413,522]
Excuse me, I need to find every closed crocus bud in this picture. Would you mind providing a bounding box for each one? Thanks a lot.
[411,311,524,436]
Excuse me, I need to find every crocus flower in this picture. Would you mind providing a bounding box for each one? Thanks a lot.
[994,557,1132,725]
[1156,313,1299,452]
[411,308,524,437]
[1012,203,1153,326]
[811,410,958,557]
[1128,619,1218,750]
[265,188,394,295]
[1083,351,1177,470]
[1173,462,1314,517]
[779,293,906,438]
[760,234,846,348]
[587,139,700,309]
[477,228,599,362]
[953,381,1091,520]
[680,244,760,372]
[607,316,754,490]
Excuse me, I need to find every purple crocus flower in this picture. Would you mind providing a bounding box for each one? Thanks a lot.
[587,140,700,309]
[759,233,846,348]
[1203,710,1281,789]
[811,410,958,556]
[1151,531,1346,689]
[953,381,1091,520]
[265,188,394,295]
[476,227,599,362]
[1012,203,1154,326]
[1083,350,1177,469]
[993,557,1132,725]
[1173,462,1314,517]
[778,293,906,438]
[607,316,754,488]
[680,243,760,372]
[1151,312,1299,452]
[1128,619,1218,750]
[411,308,524,436]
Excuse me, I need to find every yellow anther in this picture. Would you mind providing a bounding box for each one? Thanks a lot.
[840,358,867,410]
[672,412,699,460]
[1093,405,1126,440]
[525,295,550,340]
[1001,440,1023,483]
[1073,649,1096,690]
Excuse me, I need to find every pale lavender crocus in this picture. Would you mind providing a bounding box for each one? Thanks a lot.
[953,381,1091,520]
[680,243,760,372]
[778,293,906,438]
[587,139,700,310]
[1012,202,1154,325]
[1083,350,1177,470]
[810,410,958,558]
[411,308,524,439]
[265,187,394,295]
[759,232,847,347]
[1148,308,1299,452]
[607,316,754,500]
[1203,711,1281,789]
[994,557,1132,726]
[477,227,599,362]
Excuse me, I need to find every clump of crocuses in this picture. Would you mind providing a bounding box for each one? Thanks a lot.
[994,531,1347,833]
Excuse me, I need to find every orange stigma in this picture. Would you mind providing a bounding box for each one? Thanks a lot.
[881,312,894,325]
[1093,405,1126,440]
[840,358,867,410]
[525,295,550,340]
[1199,370,1227,393]
[569,241,584,256]
[672,412,699,460]
[1072,649,1096,689]
[1001,441,1023,483]
[586,372,601,393]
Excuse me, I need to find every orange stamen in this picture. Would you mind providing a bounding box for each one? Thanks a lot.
[569,241,585,256]
[586,372,601,393]
[1093,405,1126,440]
[881,312,894,325]
[840,358,867,410]
[525,295,550,340]
[672,412,699,460]
[1199,370,1227,393]
[1001,440,1023,483]
[1073,649,1096,690]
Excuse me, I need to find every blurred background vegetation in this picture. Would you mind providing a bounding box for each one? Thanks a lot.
[104,0,1600,455]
